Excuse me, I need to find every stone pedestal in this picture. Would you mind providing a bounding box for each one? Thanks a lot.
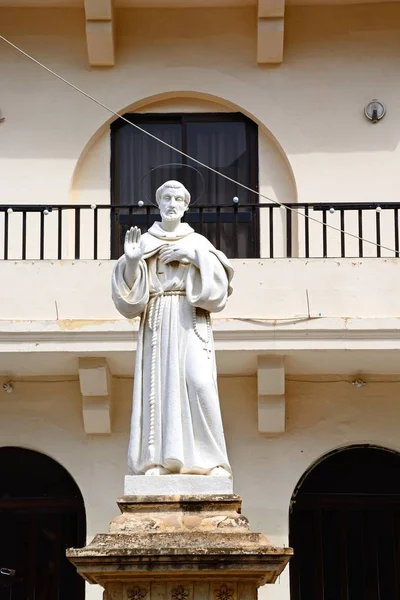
[124,475,233,496]
[67,494,292,600]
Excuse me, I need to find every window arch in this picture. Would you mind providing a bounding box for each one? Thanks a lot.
[289,445,400,600]
[0,447,85,600]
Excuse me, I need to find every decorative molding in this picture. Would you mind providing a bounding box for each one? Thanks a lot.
[84,0,114,66]
[257,356,285,433]
[2,319,400,349]
[79,357,112,434]
[79,357,111,397]
[215,585,235,600]
[171,586,189,600]
[127,587,148,600]
[257,0,284,63]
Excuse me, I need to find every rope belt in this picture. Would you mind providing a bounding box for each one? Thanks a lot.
[149,290,186,298]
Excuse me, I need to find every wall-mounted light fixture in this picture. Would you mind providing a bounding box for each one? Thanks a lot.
[352,379,366,388]
[364,99,386,123]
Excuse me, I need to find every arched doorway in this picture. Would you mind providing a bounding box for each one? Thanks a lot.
[290,445,400,600]
[0,447,86,600]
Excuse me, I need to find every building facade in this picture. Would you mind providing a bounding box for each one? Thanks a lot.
[1,2,400,599]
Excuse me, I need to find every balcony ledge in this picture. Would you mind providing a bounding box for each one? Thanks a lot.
[1,318,400,376]
[1,316,400,349]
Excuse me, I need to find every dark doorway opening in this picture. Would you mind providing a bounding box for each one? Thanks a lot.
[290,445,400,600]
[0,447,86,600]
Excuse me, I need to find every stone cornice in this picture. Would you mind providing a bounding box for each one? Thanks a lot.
[1,318,400,352]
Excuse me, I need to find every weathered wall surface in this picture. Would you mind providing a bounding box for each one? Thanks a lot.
[1,375,400,600]
[1,258,400,320]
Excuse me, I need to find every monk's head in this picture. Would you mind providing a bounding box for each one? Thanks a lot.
[156,181,190,222]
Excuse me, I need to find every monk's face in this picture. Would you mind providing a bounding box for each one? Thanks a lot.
[159,186,188,222]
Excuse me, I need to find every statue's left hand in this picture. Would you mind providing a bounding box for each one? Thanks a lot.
[159,244,196,265]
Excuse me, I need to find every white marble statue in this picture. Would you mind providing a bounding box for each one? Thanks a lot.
[112,180,234,478]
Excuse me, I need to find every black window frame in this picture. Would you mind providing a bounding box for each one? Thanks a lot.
[110,112,259,259]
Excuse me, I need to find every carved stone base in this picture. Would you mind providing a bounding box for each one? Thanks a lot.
[67,494,292,598]
[105,581,257,600]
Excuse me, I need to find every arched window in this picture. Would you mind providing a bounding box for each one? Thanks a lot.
[290,445,400,600]
[111,112,259,259]
[0,447,85,600]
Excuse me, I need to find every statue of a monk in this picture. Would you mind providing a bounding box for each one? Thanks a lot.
[112,180,233,478]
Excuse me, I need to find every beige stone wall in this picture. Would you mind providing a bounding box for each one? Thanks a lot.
[71,96,294,261]
[2,258,400,321]
[1,374,400,599]
[1,4,400,258]
[1,6,400,600]
[1,3,399,208]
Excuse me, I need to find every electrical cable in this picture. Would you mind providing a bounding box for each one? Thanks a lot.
[286,377,400,384]
[0,34,398,255]
[3,377,400,386]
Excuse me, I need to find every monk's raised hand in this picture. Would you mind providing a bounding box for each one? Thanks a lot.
[124,226,144,263]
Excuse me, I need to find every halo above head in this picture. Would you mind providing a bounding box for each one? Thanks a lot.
[140,163,205,207]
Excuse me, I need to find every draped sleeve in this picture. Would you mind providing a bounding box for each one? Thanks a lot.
[185,245,234,313]
[112,255,149,319]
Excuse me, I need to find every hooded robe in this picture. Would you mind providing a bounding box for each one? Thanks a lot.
[112,222,234,475]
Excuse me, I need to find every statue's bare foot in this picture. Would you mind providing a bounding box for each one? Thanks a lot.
[210,466,232,478]
[144,466,171,476]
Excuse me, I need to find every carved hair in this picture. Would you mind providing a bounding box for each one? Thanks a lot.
[155,181,191,207]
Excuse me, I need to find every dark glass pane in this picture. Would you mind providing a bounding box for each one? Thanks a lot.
[186,120,250,205]
[185,120,256,257]
[111,114,259,258]
[113,120,182,207]
[112,119,182,257]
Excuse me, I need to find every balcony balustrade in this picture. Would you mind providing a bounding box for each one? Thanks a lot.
[0,202,399,260]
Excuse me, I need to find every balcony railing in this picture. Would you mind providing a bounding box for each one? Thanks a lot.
[1,202,399,260]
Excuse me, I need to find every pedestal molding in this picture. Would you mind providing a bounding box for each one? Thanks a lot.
[67,494,292,588]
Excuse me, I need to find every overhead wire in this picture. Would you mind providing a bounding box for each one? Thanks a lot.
[286,377,400,384]
[0,34,397,255]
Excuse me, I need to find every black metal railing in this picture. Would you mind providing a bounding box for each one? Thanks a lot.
[1,202,400,260]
